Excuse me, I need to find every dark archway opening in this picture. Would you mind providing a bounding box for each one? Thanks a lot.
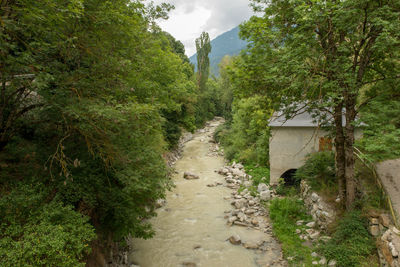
[281,169,299,186]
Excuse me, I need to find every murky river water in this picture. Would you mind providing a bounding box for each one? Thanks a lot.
[130,119,283,267]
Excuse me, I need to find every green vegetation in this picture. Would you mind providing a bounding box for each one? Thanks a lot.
[0,1,225,265]
[269,198,313,265]
[218,96,271,166]
[320,211,376,267]
[295,152,336,191]
[239,0,400,209]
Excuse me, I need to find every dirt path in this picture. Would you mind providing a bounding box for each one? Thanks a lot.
[129,118,285,267]
[376,159,400,225]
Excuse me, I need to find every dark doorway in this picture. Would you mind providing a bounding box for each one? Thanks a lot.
[281,169,298,186]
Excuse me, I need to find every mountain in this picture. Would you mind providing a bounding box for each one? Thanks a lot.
[189,26,248,77]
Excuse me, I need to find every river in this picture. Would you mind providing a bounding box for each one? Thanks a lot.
[130,118,285,267]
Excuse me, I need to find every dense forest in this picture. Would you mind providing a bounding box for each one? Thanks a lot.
[1,0,400,266]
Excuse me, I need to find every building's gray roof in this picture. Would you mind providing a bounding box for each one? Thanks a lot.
[269,110,322,127]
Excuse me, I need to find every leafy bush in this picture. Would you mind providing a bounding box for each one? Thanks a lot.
[320,211,375,267]
[269,198,313,265]
[358,98,400,161]
[295,151,336,190]
[220,96,271,166]
[244,164,270,186]
[0,185,95,267]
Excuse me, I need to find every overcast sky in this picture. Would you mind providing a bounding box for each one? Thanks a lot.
[147,0,254,56]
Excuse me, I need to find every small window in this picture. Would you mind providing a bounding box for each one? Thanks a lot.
[319,137,332,151]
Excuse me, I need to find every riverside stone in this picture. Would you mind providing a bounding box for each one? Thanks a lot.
[311,192,319,202]
[229,235,241,245]
[370,225,380,237]
[257,183,269,193]
[155,199,166,208]
[259,190,271,201]
[328,259,337,266]
[306,221,316,228]
[183,172,199,180]
[319,257,327,265]
[380,214,391,228]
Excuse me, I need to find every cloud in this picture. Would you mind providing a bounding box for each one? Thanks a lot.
[147,0,253,56]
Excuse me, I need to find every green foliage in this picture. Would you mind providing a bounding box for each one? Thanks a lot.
[0,185,95,267]
[244,164,270,186]
[269,198,313,265]
[196,32,211,91]
[320,211,375,267]
[238,0,400,208]
[0,0,207,265]
[220,96,271,166]
[295,152,336,191]
[358,98,400,162]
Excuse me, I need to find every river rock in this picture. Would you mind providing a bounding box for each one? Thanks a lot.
[257,183,269,193]
[183,172,199,180]
[259,190,271,201]
[310,231,320,239]
[389,242,399,257]
[319,257,327,265]
[237,212,247,222]
[182,262,197,267]
[245,209,256,215]
[380,214,391,228]
[328,259,337,266]
[234,199,246,209]
[231,168,246,178]
[243,241,260,249]
[218,167,229,175]
[228,216,237,223]
[234,221,248,227]
[229,235,241,245]
[370,225,380,237]
[155,199,166,208]
[306,221,316,228]
[311,192,319,202]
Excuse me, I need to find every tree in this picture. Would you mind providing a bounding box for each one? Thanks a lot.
[240,0,400,209]
[195,32,211,91]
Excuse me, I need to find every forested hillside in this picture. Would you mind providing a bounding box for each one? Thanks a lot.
[190,26,247,76]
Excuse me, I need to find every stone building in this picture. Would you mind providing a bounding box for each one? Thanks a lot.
[268,110,362,185]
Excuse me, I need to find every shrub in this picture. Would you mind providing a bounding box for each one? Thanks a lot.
[218,96,271,166]
[0,186,95,267]
[320,211,375,267]
[269,198,313,265]
[294,151,336,190]
[244,164,270,186]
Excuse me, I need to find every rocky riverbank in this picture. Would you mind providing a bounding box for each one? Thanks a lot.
[129,118,288,267]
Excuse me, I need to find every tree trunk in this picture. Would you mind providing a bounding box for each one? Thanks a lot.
[333,103,346,205]
[344,94,357,210]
